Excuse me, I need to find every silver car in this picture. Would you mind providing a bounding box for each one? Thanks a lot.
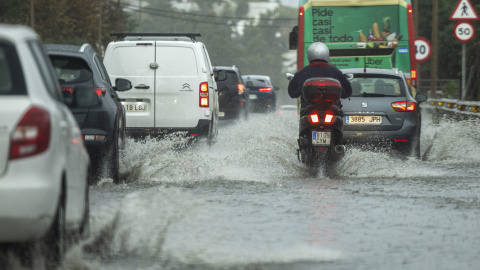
[0,24,90,268]
[341,68,427,158]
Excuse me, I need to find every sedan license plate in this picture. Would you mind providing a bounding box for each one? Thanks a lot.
[249,94,257,100]
[312,131,331,146]
[346,115,382,124]
[123,102,147,112]
[219,111,225,117]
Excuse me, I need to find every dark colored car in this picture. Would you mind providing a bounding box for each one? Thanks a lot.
[340,68,427,158]
[45,43,132,184]
[213,65,248,120]
[242,75,278,113]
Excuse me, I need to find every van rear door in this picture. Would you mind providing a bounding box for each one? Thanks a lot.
[154,45,200,128]
[105,43,155,128]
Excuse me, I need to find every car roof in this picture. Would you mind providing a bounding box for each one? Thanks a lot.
[341,68,404,77]
[242,75,271,80]
[213,66,239,71]
[0,24,38,42]
[44,43,94,57]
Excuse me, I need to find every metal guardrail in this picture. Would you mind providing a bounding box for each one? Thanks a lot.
[423,99,480,120]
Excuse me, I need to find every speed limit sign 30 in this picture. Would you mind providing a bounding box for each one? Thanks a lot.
[454,22,475,43]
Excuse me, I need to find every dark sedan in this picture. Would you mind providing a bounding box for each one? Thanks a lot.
[341,68,427,158]
[45,44,132,184]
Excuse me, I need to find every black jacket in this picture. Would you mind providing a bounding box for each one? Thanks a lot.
[288,61,352,108]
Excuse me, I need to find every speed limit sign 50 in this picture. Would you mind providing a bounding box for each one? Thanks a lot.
[415,37,431,63]
[454,22,475,43]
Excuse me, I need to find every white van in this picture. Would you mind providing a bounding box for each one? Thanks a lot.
[103,33,220,142]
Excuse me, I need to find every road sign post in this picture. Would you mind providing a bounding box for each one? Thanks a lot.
[449,0,478,100]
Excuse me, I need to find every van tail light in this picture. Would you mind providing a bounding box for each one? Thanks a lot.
[95,88,106,97]
[392,101,416,112]
[258,87,272,92]
[238,84,244,95]
[310,114,319,123]
[199,82,209,107]
[10,106,51,160]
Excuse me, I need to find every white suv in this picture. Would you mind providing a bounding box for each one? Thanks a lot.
[0,24,90,268]
[103,33,219,142]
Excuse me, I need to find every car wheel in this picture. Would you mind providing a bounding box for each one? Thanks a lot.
[118,116,126,151]
[43,193,66,269]
[78,184,90,238]
[108,133,121,184]
[207,117,216,146]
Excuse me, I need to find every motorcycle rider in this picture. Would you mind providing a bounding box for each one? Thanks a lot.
[288,42,352,113]
[288,42,352,152]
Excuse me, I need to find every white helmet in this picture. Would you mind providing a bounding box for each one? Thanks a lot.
[307,42,329,63]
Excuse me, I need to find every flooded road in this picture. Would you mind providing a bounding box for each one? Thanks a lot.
[6,110,480,270]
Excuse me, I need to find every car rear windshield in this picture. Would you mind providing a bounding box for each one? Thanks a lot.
[243,77,272,87]
[218,70,240,85]
[49,56,93,84]
[0,43,27,95]
[350,74,405,97]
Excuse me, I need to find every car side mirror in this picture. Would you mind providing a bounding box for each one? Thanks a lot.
[285,73,294,81]
[72,86,101,107]
[415,93,427,103]
[115,78,132,92]
[215,70,227,81]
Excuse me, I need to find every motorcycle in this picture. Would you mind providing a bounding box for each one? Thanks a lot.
[286,74,347,176]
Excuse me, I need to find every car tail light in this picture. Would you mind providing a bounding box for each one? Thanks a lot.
[392,101,416,112]
[324,113,334,123]
[10,106,51,160]
[310,114,319,123]
[95,88,106,96]
[258,87,272,92]
[199,82,209,107]
[238,84,244,95]
[62,88,73,94]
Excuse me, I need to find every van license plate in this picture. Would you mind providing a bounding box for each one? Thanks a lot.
[312,131,331,146]
[123,102,147,112]
[346,115,382,124]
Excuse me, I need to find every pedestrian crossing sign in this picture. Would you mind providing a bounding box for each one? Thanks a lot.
[450,0,479,20]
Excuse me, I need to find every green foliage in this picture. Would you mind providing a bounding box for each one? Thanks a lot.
[0,0,131,54]
[443,79,459,99]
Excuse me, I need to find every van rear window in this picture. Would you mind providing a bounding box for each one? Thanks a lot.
[157,46,198,76]
[108,46,198,77]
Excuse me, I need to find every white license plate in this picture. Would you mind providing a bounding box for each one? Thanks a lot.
[249,94,257,100]
[312,131,331,146]
[123,102,147,112]
[219,111,225,117]
[346,115,382,124]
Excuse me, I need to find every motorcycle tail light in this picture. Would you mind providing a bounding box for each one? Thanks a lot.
[324,113,334,123]
[310,114,319,123]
